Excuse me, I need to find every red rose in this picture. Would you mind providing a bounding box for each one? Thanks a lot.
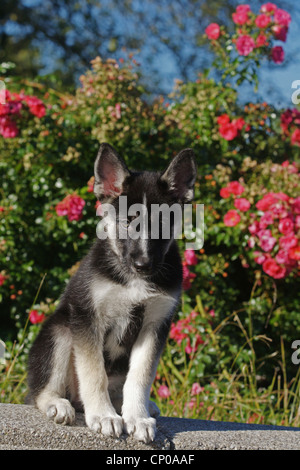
[224,209,241,227]
[184,250,198,266]
[205,23,220,40]
[29,310,46,324]
[227,181,245,196]
[260,3,277,14]
[262,258,286,279]
[271,46,284,64]
[219,122,238,140]
[256,33,268,47]
[273,25,288,42]
[274,8,291,27]
[220,187,231,199]
[217,114,230,125]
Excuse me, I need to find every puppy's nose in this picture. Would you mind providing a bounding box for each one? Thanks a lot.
[134,257,152,272]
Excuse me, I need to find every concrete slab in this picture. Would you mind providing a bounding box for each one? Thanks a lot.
[0,404,299,450]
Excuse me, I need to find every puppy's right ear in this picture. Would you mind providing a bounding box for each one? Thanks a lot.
[94,143,130,201]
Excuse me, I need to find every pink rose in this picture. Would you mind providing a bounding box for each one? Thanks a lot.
[228,181,245,196]
[274,9,291,27]
[56,194,85,222]
[205,23,220,40]
[271,46,285,64]
[260,3,277,14]
[184,250,198,266]
[191,383,204,396]
[292,197,300,214]
[255,14,271,28]
[279,235,298,250]
[220,187,231,198]
[0,116,19,138]
[236,35,256,56]
[289,246,300,261]
[157,385,171,398]
[224,209,241,227]
[248,220,260,234]
[263,258,286,279]
[291,129,300,147]
[234,197,251,212]
[24,95,46,118]
[278,217,294,235]
[219,121,238,140]
[232,11,249,25]
[259,212,273,229]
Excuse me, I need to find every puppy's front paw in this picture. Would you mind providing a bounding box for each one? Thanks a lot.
[123,416,156,444]
[86,414,123,438]
[46,398,75,425]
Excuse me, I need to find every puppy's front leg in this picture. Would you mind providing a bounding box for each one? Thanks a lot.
[73,340,123,438]
[122,327,163,444]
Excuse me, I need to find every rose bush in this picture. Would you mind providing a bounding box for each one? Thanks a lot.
[1,3,300,424]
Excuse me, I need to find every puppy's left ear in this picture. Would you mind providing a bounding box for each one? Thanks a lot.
[160,148,197,202]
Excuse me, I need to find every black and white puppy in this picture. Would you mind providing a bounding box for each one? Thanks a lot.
[27,143,197,443]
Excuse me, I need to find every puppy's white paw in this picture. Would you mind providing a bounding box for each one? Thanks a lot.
[86,414,123,438]
[123,416,156,444]
[46,399,75,425]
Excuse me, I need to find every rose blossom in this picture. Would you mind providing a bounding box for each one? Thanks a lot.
[275,249,290,264]
[259,234,277,252]
[274,9,291,27]
[205,23,220,40]
[263,258,286,279]
[259,211,273,229]
[224,209,241,227]
[289,246,300,261]
[234,197,251,212]
[291,129,300,147]
[191,383,204,396]
[273,25,288,42]
[236,35,256,56]
[184,249,198,266]
[278,217,294,235]
[279,235,298,250]
[248,220,260,234]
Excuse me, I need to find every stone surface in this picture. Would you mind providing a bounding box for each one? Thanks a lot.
[0,403,300,450]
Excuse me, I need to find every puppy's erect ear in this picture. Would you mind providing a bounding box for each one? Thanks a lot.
[94,143,130,200]
[160,148,197,202]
